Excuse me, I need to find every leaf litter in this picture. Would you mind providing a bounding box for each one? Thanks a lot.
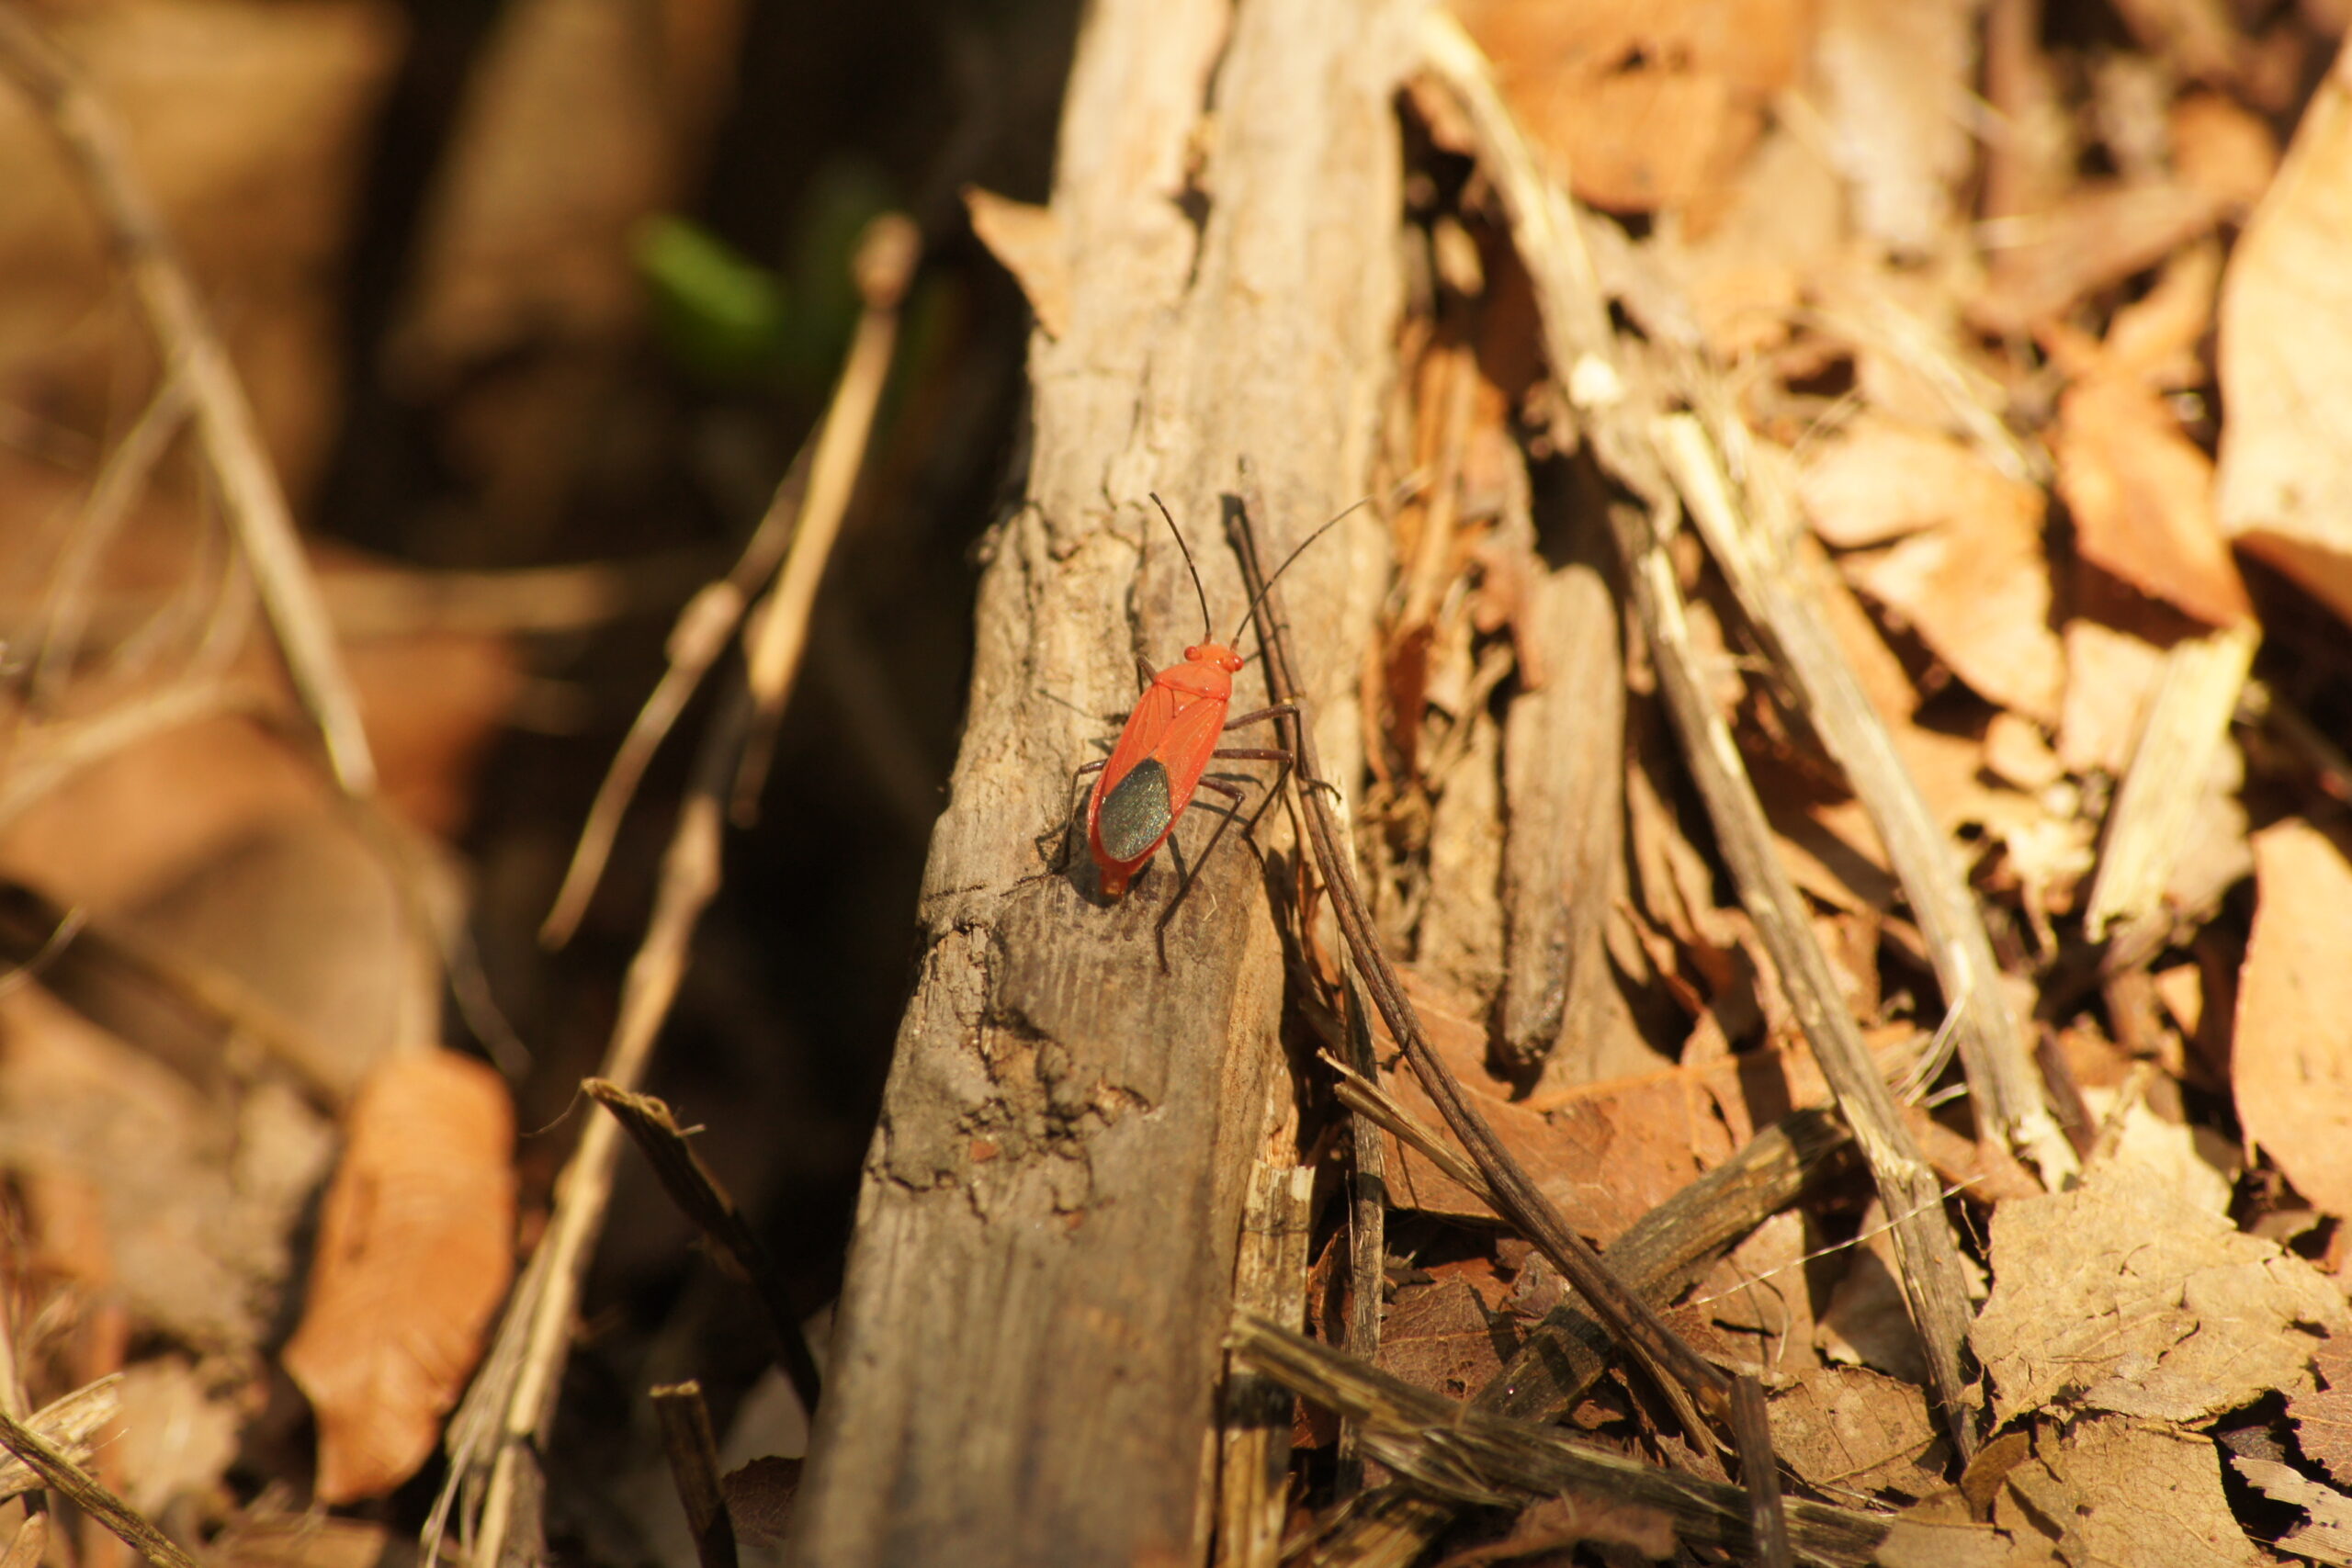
[5,0,2352,1562]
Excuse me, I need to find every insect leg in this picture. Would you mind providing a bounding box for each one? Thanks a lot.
[1220,701,1297,731]
[1044,758,1111,875]
[1217,704,1341,804]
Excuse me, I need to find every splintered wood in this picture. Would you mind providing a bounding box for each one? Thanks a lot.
[10,0,2352,1563]
[857,0,2352,1562]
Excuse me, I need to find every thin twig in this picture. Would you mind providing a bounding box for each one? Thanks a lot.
[1335,948,1386,1498]
[586,1080,824,1413]
[1310,1110,1850,1564]
[0,1403,198,1568]
[542,462,808,946]
[731,212,922,819]
[1656,410,2078,1190]
[1322,1055,1495,1207]
[650,1382,738,1568]
[1607,498,1980,1461]
[1226,497,1773,1547]
[1230,1316,1988,1568]
[0,1377,120,1500]
[435,681,758,1568]
[0,6,377,795]
[1413,11,1982,1464]
[29,365,195,702]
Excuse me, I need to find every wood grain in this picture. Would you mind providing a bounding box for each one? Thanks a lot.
[786,2,1413,1562]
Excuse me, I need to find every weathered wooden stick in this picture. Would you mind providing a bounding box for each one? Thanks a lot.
[1656,411,2077,1190]
[787,2,1413,1561]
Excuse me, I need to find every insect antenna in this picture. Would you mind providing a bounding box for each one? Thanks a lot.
[1148,493,1216,644]
[1226,495,1376,648]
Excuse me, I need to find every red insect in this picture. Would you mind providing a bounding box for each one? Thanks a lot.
[1075,495,1351,899]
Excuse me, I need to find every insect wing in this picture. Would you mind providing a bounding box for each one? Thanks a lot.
[1089,679,1181,871]
[1145,689,1228,814]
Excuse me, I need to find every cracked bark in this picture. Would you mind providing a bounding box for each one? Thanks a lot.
[786,2,1414,1562]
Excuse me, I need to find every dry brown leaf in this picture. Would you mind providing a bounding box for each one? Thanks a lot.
[1374,975,1731,1242]
[0,712,324,914]
[2055,377,2253,627]
[2214,42,2352,628]
[1447,1493,1679,1563]
[1975,179,2222,336]
[1815,1201,1933,1387]
[338,629,525,840]
[2039,1415,2263,1568]
[723,1456,804,1552]
[964,186,1069,341]
[2057,614,2168,775]
[1971,1161,2351,1427]
[206,1510,390,1568]
[1668,123,1838,359]
[1849,503,2064,725]
[1453,0,1809,222]
[2095,239,2222,389]
[1696,1208,1816,1353]
[1769,1364,1947,1500]
[2292,1338,2352,1490]
[2171,91,2281,213]
[2081,1073,2240,1214]
[2230,1452,2352,1564]
[2153,961,2205,1037]
[109,1357,240,1516]
[2233,821,2352,1219]
[0,0,401,502]
[1,987,335,1346]
[1377,1273,1513,1401]
[126,812,450,1103]
[1812,0,1976,255]
[284,1048,516,1503]
[1798,417,2041,551]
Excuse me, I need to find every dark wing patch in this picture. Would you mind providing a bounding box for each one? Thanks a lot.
[1096,759,1174,863]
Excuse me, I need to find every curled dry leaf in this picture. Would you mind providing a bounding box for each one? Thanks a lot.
[964,186,1069,341]
[283,1047,515,1504]
[2233,820,2352,1220]
[2214,40,2352,628]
